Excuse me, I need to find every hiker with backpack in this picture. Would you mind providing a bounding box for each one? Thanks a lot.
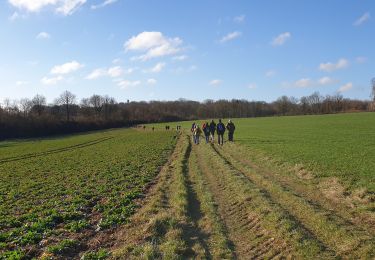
[193,124,202,144]
[209,120,216,143]
[216,119,225,145]
[226,119,236,142]
[202,121,211,143]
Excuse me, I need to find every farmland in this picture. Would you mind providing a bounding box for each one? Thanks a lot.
[0,129,176,259]
[1,112,375,259]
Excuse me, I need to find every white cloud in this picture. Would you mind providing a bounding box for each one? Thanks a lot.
[91,0,118,9]
[318,76,338,85]
[354,12,370,26]
[220,31,242,43]
[8,11,26,21]
[209,79,222,86]
[319,58,349,72]
[149,62,165,73]
[36,32,50,39]
[248,83,257,89]
[9,0,86,16]
[124,31,182,61]
[86,68,106,80]
[271,32,291,46]
[172,55,188,61]
[112,58,121,64]
[265,70,277,78]
[117,80,141,89]
[107,66,123,77]
[16,81,29,86]
[147,78,157,85]
[41,75,63,85]
[294,78,313,88]
[356,56,367,64]
[51,60,83,74]
[234,15,245,23]
[338,82,353,93]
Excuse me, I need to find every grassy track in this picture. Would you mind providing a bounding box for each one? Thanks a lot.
[114,131,374,259]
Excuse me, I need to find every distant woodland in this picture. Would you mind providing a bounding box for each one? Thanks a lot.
[1,89,374,139]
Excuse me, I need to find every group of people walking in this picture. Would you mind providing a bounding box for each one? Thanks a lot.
[191,119,235,145]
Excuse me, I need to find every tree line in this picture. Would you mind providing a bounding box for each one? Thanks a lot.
[1,86,374,139]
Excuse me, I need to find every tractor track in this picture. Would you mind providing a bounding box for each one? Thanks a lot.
[111,133,374,259]
[0,136,114,164]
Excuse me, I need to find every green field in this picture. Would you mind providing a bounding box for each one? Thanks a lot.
[0,128,176,259]
[1,112,374,259]
[166,112,375,193]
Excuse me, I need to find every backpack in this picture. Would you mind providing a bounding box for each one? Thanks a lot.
[217,123,224,132]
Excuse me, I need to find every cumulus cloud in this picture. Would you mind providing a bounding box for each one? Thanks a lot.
[91,0,118,10]
[294,78,313,88]
[8,0,87,16]
[124,31,183,61]
[117,80,141,89]
[41,75,63,85]
[319,58,349,72]
[16,81,29,86]
[234,15,245,23]
[149,62,165,73]
[51,61,83,74]
[271,32,291,46]
[338,82,353,93]
[354,12,370,26]
[36,32,50,39]
[86,66,133,80]
[107,66,123,77]
[86,68,107,80]
[209,79,222,86]
[147,78,157,85]
[318,76,338,85]
[8,11,26,21]
[220,31,242,43]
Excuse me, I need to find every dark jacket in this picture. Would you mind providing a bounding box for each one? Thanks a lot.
[209,122,216,133]
[216,122,225,134]
[226,122,235,133]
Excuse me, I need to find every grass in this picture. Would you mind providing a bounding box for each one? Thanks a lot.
[0,128,176,258]
[157,112,375,193]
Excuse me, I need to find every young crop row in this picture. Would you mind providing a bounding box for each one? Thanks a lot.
[0,129,176,259]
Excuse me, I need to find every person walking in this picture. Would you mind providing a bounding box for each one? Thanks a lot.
[193,124,202,144]
[209,120,216,142]
[203,121,210,143]
[226,119,236,142]
[216,119,225,145]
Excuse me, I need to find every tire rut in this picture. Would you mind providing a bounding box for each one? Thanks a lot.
[194,143,292,259]
[210,143,375,258]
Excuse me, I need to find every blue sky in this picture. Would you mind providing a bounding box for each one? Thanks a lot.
[0,0,374,103]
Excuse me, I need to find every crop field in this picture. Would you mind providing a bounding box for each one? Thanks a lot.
[1,112,375,259]
[0,129,176,259]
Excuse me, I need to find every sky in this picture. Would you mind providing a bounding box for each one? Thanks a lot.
[0,0,374,103]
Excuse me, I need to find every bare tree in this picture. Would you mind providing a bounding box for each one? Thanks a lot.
[19,98,33,117]
[31,94,47,116]
[89,94,104,117]
[371,78,375,102]
[56,91,76,121]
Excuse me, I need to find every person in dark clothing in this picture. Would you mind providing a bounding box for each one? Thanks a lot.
[216,119,225,145]
[209,120,216,143]
[202,121,210,143]
[226,119,236,142]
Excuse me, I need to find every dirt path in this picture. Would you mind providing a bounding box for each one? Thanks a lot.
[111,134,375,259]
